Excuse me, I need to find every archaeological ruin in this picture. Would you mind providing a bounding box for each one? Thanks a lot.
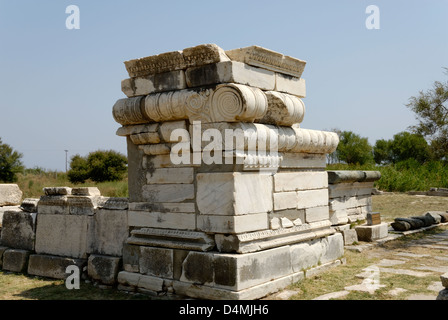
[0,44,385,299]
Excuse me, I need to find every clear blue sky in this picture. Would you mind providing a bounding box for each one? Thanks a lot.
[1,0,447,171]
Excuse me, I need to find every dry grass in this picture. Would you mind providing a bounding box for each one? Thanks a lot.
[372,193,448,223]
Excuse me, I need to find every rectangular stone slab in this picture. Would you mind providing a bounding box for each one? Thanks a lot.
[225,45,306,78]
[185,61,275,91]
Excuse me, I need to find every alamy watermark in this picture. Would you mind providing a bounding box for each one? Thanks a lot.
[65,265,80,289]
[365,5,380,30]
[168,121,280,172]
[66,5,80,30]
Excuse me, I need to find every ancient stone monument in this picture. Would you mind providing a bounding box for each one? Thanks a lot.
[112,44,345,299]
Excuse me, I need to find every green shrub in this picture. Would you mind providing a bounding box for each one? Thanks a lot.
[68,150,127,184]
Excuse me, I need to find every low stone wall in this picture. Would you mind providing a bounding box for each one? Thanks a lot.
[0,186,128,288]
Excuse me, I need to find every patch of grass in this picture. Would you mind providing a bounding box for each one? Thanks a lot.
[16,171,128,198]
[371,193,448,223]
[0,271,148,300]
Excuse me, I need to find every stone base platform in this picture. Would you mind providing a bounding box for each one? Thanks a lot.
[118,233,344,300]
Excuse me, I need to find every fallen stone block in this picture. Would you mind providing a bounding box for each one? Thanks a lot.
[342,228,358,245]
[441,272,448,288]
[20,198,39,213]
[437,289,448,300]
[0,205,21,227]
[0,184,22,206]
[425,212,442,224]
[88,254,121,285]
[411,215,434,227]
[2,249,30,272]
[27,254,86,279]
[440,212,448,223]
[395,217,424,229]
[355,223,388,242]
[0,210,36,250]
[391,220,411,231]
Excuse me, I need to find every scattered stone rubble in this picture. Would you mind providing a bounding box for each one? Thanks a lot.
[391,211,448,232]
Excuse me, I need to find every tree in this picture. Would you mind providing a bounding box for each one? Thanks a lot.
[68,150,127,183]
[406,69,448,159]
[334,130,373,165]
[374,131,431,165]
[373,138,393,164]
[0,137,24,182]
[67,155,90,183]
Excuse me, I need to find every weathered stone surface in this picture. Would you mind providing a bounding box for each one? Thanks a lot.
[305,206,330,223]
[273,172,327,192]
[2,249,30,272]
[67,196,97,215]
[72,187,101,196]
[124,44,230,78]
[425,212,442,224]
[328,181,375,198]
[27,254,86,279]
[355,223,388,241]
[441,272,448,288]
[180,246,293,291]
[225,45,306,78]
[122,243,140,273]
[273,192,297,211]
[146,168,194,184]
[258,91,305,126]
[327,171,381,184]
[122,70,187,97]
[437,289,448,300]
[35,214,92,259]
[0,184,22,206]
[321,233,344,264]
[128,201,194,213]
[342,228,358,245]
[116,123,159,137]
[395,217,424,229]
[0,205,21,227]
[139,247,173,278]
[88,254,121,285]
[0,246,7,268]
[391,220,411,231]
[97,197,128,210]
[128,210,196,230]
[88,209,128,256]
[186,60,275,91]
[197,213,268,234]
[290,239,323,272]
[297,189,329,210]
[275,73,306,97]
[196,172,273,216]
[37,195,69,214]
[20,198,39,213]
[214,220,333,253]
[128,228,215,252]
[279,153,326,169]
[141,184,195,202]
[411,214,434,227]
[0,210,36,250]
[43,187,72,196]
[117,271,164,292]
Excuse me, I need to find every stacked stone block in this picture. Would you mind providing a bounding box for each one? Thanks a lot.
[113,44,344,299]
[0,186,128,287]
[327,171,381,225]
